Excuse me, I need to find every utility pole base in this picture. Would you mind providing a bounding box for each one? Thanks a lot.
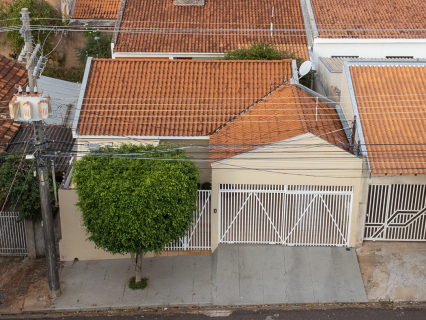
[49,289,61,299]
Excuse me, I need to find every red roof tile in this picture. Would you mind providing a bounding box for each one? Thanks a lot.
[310,0,426,38]
[77,59,292,137]
[0,55,25,151]
[210,85,348,162]
[114,0,309,60]
[349,63,426,174]
[73,0,121,19]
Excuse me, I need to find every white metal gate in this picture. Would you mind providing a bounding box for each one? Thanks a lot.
[0,212,28,256]
[219,184,353,246]
[165,190,211,250]
[365,184,426,241]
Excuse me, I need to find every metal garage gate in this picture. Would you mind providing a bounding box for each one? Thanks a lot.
[219,184,353,246]
[365,184,426,241]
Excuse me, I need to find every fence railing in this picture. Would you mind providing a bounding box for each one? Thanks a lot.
[165,190,211,250]
[0,211,28,256]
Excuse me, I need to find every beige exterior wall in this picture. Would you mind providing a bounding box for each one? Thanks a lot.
[339,67,355,124]
[317,59,343,99]
[58,188,189,261]
[59,188,130,261]
[210,134,364,251]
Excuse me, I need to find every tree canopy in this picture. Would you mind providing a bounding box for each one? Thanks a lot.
[223,42,303,62]
[0,0,62,57]
[72,144,199,255]
[223,42,313,86]
[75,24,112,68]
[0,150,58,221]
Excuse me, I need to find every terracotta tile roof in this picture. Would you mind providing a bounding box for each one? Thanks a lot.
[76,59,292,137]
[348,63,426,174]
[6,126,75,172]
[73,0,121,19]
[0,55,26,152]
[310,0,426,38]
[114,0,309,60]
[209,85,348,162]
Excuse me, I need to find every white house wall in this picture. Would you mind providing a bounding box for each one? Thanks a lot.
[312,38,426,67]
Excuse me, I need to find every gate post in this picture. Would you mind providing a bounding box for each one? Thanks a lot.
[211,182,220,252]
[25,220,37,259]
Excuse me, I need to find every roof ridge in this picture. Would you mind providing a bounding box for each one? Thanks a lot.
[94,58,293,63]
[211,84,296,136]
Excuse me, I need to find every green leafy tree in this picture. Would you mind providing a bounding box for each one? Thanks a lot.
[223,42,313,87]
[76,24,112,68]
[0,150,58,221]
[0,0,62,57]
[72,144,199,284]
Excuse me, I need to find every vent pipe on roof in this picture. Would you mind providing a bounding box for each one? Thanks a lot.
[174,0,205,5]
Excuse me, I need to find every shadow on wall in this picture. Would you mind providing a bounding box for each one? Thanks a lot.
[26,212,61,259]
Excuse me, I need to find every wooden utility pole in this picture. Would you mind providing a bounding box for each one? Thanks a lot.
[20,8,61,298]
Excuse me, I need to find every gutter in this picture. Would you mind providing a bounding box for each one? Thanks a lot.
[111,0,127,54]
[72,57,92,139]
[304,0,319,38]
[343,61,372,173]
[299,0,314,47]
[112,52,225,59]
[295,83,352,141]
[77,135,210,140]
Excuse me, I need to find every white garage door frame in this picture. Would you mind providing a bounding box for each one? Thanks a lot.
[219,184,353,247]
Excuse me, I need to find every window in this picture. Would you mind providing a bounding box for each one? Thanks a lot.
[331,56,359,58]
[385,56,413,59]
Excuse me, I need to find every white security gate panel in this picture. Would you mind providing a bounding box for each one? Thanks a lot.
[219,184,353,247]
[165,190,211,250]
[365,184,426,241]
[0,211,28,256]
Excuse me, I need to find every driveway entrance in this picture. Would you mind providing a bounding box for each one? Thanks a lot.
[213,245,367,305]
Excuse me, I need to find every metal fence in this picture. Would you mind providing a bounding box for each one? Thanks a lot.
[365,184,426,241]
[219,184,353,246]
[165,190,211,250]
[0,211,28,256]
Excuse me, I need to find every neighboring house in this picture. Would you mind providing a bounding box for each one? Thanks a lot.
[36,76,81,127]
[0,54,26,151]
[5,126,76,176]
[339,60,426,241]
[314,57,425,102]
[67,0,121,27]
[303,0,426,66]
[59,58,366,261]
[111,0,310,61]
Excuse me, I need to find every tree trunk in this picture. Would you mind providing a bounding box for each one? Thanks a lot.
[135,250,143,282]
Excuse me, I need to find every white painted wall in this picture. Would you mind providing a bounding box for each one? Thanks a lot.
[313,38,426,67]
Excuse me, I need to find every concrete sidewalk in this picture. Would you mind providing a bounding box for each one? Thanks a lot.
[357,241,426,301]
[51,245,367,311]
[52,255,212,311]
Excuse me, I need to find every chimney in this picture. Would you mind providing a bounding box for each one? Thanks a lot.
[174,0,205,5]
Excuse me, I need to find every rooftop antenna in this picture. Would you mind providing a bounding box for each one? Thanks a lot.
[298,61,312,79]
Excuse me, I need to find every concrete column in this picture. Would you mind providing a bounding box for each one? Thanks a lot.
[354,158,370,248]
[211,171,219,252]
[25,220,37,260]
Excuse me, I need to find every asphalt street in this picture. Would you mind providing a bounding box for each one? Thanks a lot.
[3,307,426,320]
